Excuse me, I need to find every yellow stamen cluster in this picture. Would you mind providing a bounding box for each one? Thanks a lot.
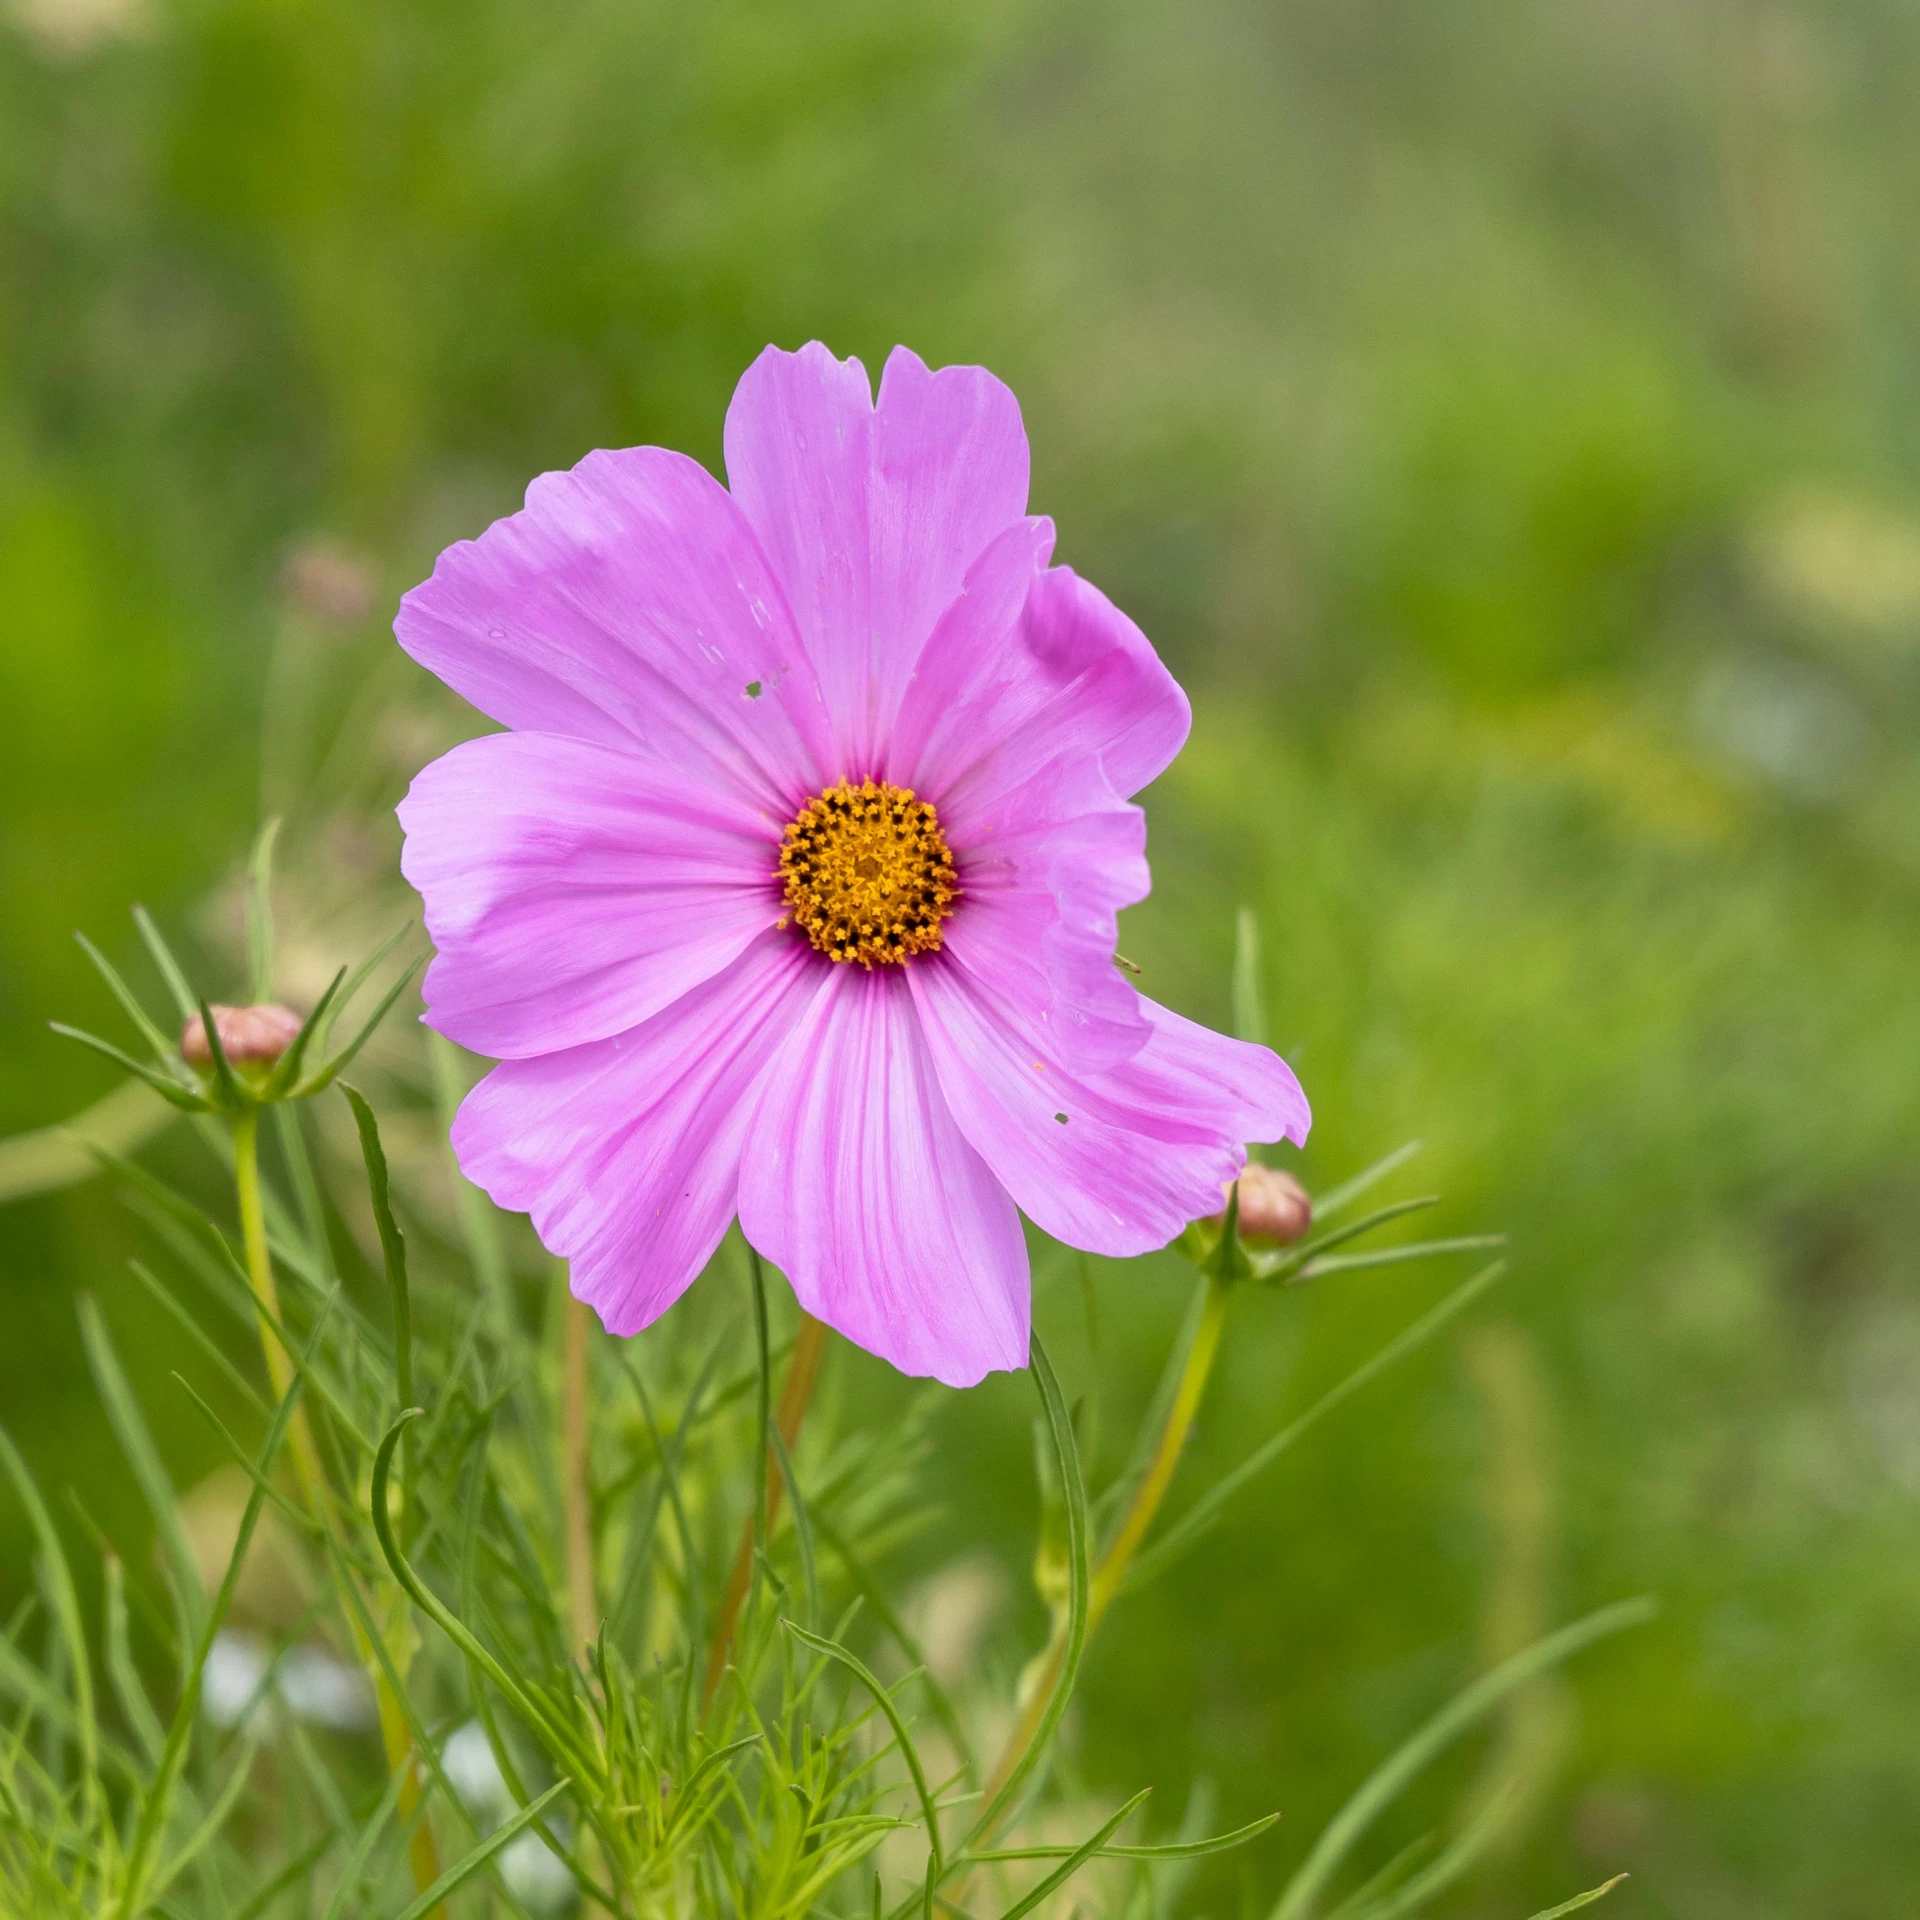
[777,780,957,968]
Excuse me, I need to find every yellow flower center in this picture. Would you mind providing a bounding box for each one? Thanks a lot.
[777,780,957,968]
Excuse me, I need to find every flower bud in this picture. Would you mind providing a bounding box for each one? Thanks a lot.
[1217,1163,1312,1248]
[181,1004,304,1070]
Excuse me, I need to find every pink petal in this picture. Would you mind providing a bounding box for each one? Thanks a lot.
[723,343,1030,772]
[892,561,1191,819]
[911,956,1310,1257]
[737,964,1029,1388]
[450,931,817,1335]
[399,732,783,1058]
[394,445,833,814]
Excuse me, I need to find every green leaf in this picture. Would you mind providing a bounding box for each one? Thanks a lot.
[992,1788,1151,1920]
[369,1411,591,1776]
[246,817,281,1004]
[960,1332,1091,1856]
[1268,1605,1656,1920]
[966,1808,1280,1865]
[117,1346,310,1919]
[1296,1235,1506,1281]
[342,1085,412,1419]
[77,1294,207,1665]
[45,1025,207,1112]
[1259,1196,1441,1282]
[194,995,247,1111]
[1524,1875,1629,1920]
[386,1779,574,1920]
[73,931,179,1067]
[1123,1261,1507,1597]
[0,1429,97,1809]
[131,905,200,1022]
[295,955,423,1096]
[1232,905,1268,1047]
[1310,1142,1423,1223]
[784,1620,946,1875]
[261,967,346,1101]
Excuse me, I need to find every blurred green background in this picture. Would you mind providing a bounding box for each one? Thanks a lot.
[4,1,1919,1914]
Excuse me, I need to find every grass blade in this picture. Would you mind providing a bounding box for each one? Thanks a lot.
[1525,1875,1629,1920]
[1269,1604,1655,1920]
[1124,1261,1507,1597]
[386,1778,573,1920]
[77,1294,208,1660]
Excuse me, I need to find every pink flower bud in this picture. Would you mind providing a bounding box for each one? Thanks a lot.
[181,1004,305,1069]
[1216,1163,1312,1247]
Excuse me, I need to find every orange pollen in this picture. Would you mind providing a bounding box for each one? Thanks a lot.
[777,780,957,969]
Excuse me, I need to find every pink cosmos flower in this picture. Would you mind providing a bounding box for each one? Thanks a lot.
[395,344,1309,1387]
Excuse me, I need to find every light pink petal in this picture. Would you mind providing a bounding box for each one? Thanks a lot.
[724,343,1031,770]
[399,732,782,1058]
[911,957,1310,1257]
[723,344,876,770]
[451,931,817,1335]
[892,562,1191,820]
[394,445,833,813]
[738,965,1029,1388]
[943,791,1152,1071]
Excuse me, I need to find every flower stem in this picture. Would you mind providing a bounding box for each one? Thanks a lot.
[977,1271,1234,1826]
[563,1289,598,1657]
[231,1107,444,1911]
[702,1311,830,1704]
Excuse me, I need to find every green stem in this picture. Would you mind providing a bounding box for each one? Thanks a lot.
[977,1271,1233,1825]
[231,1106,445,1911]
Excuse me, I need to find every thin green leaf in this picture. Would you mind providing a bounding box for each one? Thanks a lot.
[131,905,200,1022]
[127,1259,270,1418]
[784,1622,945,1875]
[1123,1261,1507,1596]
[73,931,178,1066]
[994,1788,1151,1920]
[77,1295,207,1662]
[961,1332,1091,1856]
[45,1025,206,1111]
[194,995,247,1110]
[965,1809,1280,1865]
[261,968,346,1101]
[1232,906,1267,1047]
[317,1754,413,1920]
[812,1511,973,1777]
[170,1373,321,1539]
[369,1412,588,1772]
[117,1347,308,1919]
[0,1430,97,1809]
[317,919,413,1055]
[1311,1143,1423,1223]
[1297,1235,1506,1281]
[1525,1875,1629,1920]
[228,1830,337,1920]
[295,956,423,1096]
[1269,1605,1655,1920]
[102,1555,166,1767]
[342,1085,412,1418]
[769,1420,819,1627]
[386,1779,574,1920]
[1262,1197,1440,1279]
[246,817,281,1004]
